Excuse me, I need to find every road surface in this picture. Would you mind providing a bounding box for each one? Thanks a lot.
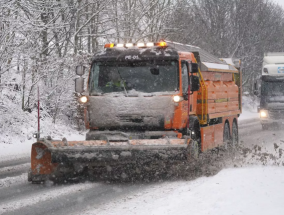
[0,118,283,215]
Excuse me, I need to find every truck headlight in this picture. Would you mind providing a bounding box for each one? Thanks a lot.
[173,95,183,103]
[260,110,268,118]
[79,95,88,104]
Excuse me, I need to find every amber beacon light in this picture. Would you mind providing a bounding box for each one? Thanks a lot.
[104,41,167,49]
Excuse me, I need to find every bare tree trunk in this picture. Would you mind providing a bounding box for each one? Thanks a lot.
[21,58,25,110]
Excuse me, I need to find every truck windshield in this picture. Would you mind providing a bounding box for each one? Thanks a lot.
[261,81,284,96]
[89,60,179,94]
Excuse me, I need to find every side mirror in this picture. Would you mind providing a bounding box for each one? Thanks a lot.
[190,75,200,92]
[189,63,199,73]
[75,77,84,93]
[76,65,86,76]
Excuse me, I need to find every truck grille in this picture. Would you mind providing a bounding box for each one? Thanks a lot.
[118,115,144,123]
[269,110,284,119]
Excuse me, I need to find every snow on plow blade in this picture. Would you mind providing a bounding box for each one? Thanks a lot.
[29,138,190,182]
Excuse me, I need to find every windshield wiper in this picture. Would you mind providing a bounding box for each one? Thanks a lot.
[115,65,128,97]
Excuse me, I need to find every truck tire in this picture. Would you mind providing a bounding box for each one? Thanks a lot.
[231,121,238,148]
[223,122,231,149]
[187,120,201,160]
[188,139,200,160]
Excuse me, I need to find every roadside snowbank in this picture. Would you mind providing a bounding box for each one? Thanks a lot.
[0,85,86,160]
[0,118,85,161]
[239,95,259,121]
[238,109,259,121]
[80,166,284,215]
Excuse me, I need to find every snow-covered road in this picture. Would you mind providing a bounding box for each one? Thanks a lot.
[1,117,284,215]
[80,166,284,215]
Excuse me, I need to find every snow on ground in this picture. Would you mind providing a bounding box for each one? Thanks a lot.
[0,108,86,160]
[0,121,86,161]
[79,166,284,215]
[1,95,283,215]
[239,95,259,121]
[0,182,97,214]
[0,86,86,160]
[238,109,259,121]
[0,173,27,188]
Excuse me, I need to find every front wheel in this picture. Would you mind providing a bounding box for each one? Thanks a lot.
[188,139,200,160]
[186,120,201,160]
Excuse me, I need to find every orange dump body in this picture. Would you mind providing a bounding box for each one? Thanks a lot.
[197,73,239,116]
[195,69,241,151]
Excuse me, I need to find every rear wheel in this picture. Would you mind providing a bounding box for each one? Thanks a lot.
[231,121,238,149]
[223,122,231,149]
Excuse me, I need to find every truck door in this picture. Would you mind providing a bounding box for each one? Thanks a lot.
[181,60,195,114]
[181,61,189,96]
[176,60,189,128]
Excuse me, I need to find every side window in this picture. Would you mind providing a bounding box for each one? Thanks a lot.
[181,61,189,93]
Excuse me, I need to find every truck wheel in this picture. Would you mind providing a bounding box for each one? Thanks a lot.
[231,121,238,148]
[188,139,200,160]
[187,120,201,160]
[262,124,268,130]
[223,122,231,149]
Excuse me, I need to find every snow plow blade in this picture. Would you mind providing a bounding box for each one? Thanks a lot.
[29,138,190,182]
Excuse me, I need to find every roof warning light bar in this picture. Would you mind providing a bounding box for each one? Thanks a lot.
[104,41,167,49]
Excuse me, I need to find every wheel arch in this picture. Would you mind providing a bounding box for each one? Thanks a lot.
[188,115,201,139]
[188,115,200,129]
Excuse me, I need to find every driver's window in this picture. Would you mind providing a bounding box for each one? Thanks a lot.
[181,61,189,93]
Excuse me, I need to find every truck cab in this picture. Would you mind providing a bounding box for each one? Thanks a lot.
[255,53,284,130]
[76,41,241,153]
[77,42,200,141]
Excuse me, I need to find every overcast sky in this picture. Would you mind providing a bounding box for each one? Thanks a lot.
[272,0,284,8]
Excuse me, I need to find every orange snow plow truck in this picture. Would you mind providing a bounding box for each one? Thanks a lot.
[29,41,242,183]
